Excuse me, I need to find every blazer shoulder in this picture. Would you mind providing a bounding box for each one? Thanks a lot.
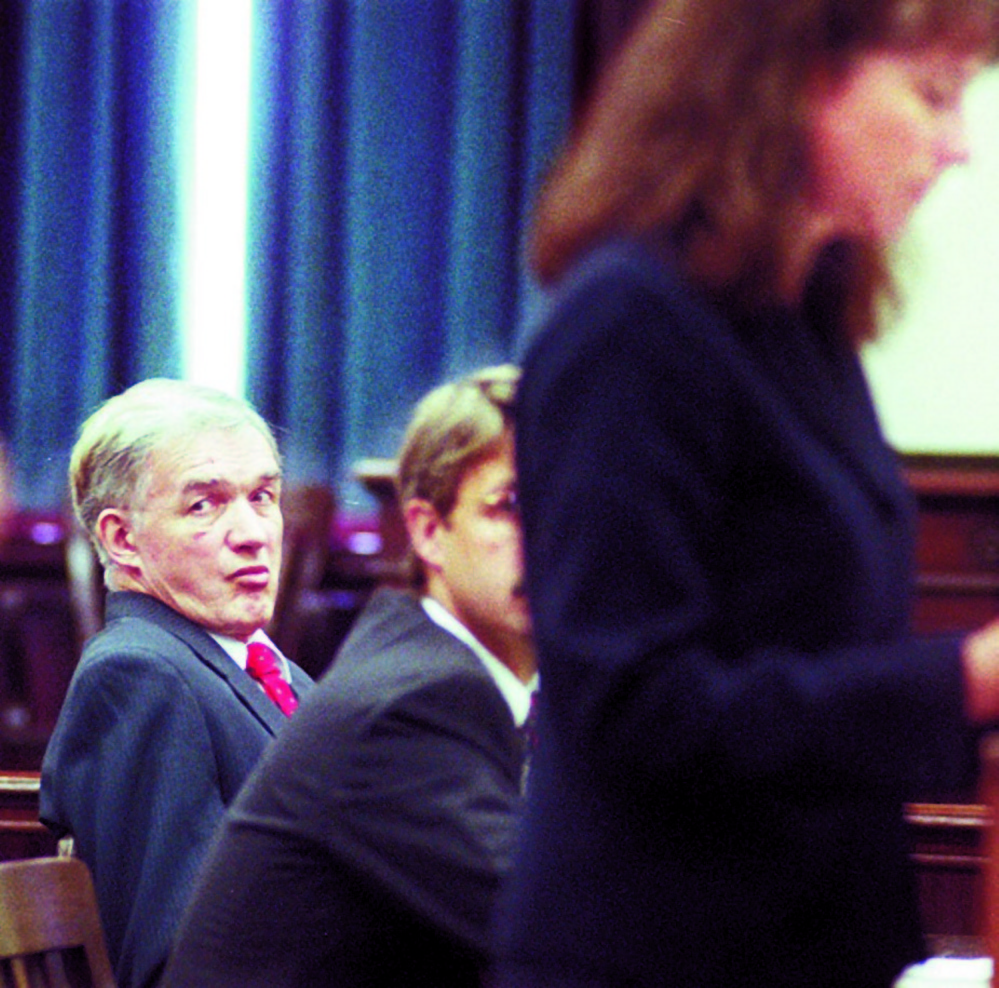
[339,590,496,685]
[319,590,515,742]
[73,607,243,712]
[334,588,451,672]
[523,239,730,378]
[77,614,197,675]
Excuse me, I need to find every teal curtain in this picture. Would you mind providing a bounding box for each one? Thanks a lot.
[1,0,575,511]
[6,0,188,508]
[245,1,575,508]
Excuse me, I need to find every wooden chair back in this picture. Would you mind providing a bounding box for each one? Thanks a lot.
[64,524,104,658]
[0,855,116,987]
[268,483,336,660]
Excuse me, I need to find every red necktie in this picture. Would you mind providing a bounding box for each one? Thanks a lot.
[246,641,298,716]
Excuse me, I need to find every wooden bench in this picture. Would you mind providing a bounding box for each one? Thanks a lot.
[0,765,990,943]
[0,772,58,861]
[907,800,988,955]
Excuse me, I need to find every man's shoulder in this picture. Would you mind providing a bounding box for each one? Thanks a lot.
[75,593,226,686]
[335,588,486,681]
[314,589,510,741]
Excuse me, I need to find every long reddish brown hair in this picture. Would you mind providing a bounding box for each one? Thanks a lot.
[530,0,999,344]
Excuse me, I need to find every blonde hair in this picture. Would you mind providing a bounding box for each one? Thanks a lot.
[397,365,519,587]
[70,378,280,567]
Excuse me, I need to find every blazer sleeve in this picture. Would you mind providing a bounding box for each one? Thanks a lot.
[516,264,975,800]
[342,673,521,947]
[235,663,522,959]
[42,648,230,988]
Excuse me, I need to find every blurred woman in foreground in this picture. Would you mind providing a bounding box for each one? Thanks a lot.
[493,1,999,986]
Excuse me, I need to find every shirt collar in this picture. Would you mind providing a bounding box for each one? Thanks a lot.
[421,596,538,727]
[210,628,291,679]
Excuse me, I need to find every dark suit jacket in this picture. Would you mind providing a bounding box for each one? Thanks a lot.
[493,240,979,988]
[40,591,313,988]
[162,587,525,988]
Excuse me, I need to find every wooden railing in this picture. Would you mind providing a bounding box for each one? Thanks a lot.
[0,764,993,951]
[907,799,988,956]
[979,735,999,984]
[0,772,57,861]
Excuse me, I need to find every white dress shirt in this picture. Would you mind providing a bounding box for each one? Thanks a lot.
[210,628,293,683]
[421,596,538,727]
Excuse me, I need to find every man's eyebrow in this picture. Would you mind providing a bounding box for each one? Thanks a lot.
[485,478,517,493]
[255,473,282,491]
[179,478,227,497]
[180,472,281,494]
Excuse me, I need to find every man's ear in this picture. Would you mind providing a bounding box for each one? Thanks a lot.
[96,508,141,573]
[404,498,445,573]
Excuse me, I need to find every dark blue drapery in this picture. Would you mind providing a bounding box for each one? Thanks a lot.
[3,0,188,508]
[0,1,575,510]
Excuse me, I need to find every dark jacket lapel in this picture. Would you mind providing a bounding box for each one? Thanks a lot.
[740,302,909,514]
[617,239,909,516]
[104,592,290,734]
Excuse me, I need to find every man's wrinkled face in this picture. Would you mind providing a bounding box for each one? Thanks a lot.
[126,425,283,641]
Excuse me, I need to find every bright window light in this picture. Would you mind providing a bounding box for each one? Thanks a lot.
[864,67,999,452]
[182,0,253,397]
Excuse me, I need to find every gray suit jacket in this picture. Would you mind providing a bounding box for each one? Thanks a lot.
[162,587,525,988]
[40,591,314,988]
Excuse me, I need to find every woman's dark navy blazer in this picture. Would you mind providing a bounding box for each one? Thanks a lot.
[495,240,979,987]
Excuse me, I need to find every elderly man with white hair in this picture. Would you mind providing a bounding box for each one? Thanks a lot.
[41,378,313,988]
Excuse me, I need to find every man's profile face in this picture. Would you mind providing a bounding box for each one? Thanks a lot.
[428,433,531,660]
[127,424,283,641]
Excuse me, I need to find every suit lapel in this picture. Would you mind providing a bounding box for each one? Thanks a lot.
[168,618,290,733]
[104,593,290,734]
[637,243,909,516]
[732,301,909,514]
[402,592,524,780]
[348,589,523,781]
